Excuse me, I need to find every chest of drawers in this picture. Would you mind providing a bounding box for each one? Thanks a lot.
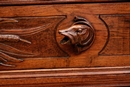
[0,0,130,87]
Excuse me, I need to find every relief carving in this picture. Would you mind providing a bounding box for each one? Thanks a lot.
[0,18,18,23]
[0,16,68,67]
[0,35,33,67]
[59,16,95,54]
[0,34,31,44]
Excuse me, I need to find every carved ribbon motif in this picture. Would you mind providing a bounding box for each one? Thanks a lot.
[59,16,95,54]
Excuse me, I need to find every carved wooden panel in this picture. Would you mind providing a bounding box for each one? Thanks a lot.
[0,16,68,67]
[0,1,130,87]
[99,15,130,55]
[0,3,130,70]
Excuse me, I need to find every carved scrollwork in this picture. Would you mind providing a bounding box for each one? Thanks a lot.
[59,16,95,54]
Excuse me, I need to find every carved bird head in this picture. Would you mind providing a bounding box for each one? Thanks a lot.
[59,16,95,53]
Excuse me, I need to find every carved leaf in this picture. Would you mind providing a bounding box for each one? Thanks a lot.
[0,16,68,67]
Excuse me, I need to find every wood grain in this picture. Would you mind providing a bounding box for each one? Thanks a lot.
[0,2,129,70]
[0,0,125,6]
[0,66,130,87]
[0,16,68,67]
[99,14,130,55]
[0,1,130,86]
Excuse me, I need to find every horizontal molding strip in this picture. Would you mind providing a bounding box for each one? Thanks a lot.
[0,66,130,86]
[0,0,127,6]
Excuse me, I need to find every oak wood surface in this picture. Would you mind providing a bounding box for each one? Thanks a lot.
[0,66,130,87]
[0,1,130,87]
[0,2,130,70]
[0,0,125,6]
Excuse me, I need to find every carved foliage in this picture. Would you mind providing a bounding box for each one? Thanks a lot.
[0,16,68,67]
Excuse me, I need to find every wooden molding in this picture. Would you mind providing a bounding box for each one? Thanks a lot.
[0,0,126,6]
[0,2,130,87]
[0,66,130,86]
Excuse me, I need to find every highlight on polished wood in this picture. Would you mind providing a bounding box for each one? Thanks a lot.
[59,16,95,54]
[0,0,130,87]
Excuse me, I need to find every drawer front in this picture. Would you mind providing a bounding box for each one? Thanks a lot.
[0,2,130,86]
